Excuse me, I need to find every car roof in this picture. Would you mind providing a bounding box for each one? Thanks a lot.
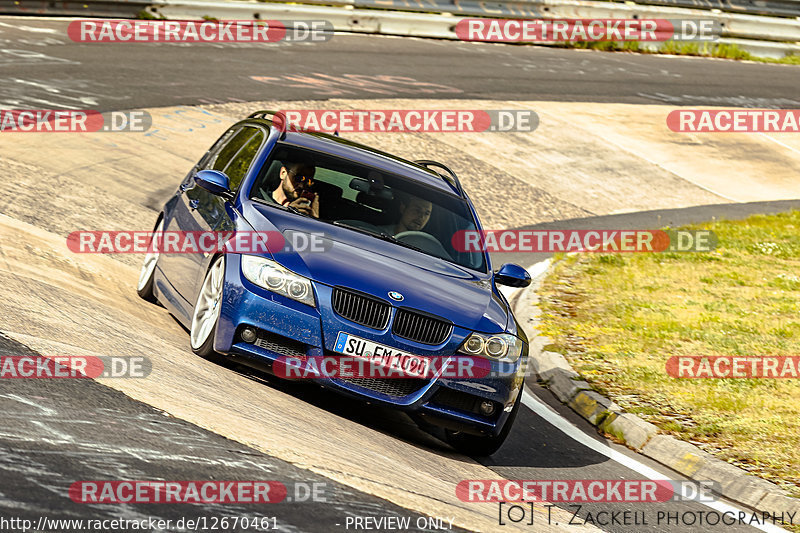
[244,117,463,197]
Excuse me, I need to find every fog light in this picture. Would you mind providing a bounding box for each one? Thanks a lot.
[479,401,495,416]
[241,327,257,343]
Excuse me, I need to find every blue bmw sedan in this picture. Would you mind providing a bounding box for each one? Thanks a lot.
[137,111,531,455]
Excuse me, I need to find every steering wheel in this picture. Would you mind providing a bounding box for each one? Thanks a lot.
[394,231,453,260]
[394,231,439,245]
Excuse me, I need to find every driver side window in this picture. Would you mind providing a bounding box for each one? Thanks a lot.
[200,126,265,192]
[198,127,239,170]
[221,129,265,191]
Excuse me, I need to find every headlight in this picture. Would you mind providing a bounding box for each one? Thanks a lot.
[458,332,523,363]
[241,255,316,307]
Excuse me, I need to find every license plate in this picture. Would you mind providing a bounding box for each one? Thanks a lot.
[333,332,431,378]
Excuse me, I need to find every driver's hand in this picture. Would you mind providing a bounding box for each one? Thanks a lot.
[310,193,319,219]
[288,194,319,219]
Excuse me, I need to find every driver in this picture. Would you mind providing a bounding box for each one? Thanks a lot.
[270,160,319,218]
[380,194,432,235]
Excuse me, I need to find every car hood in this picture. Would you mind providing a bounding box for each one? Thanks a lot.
[241,201,509,332]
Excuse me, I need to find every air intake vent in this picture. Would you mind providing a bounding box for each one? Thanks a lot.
[430,388,485,415]
[332,288,391,330]
[339,377,428,397]
[253,330,307,359]
[392,309,452,345]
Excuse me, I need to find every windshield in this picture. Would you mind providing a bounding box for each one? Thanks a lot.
[249,143,487,272]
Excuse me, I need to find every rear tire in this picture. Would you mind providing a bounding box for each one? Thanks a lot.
[190,255,225,358]
[136,218,163,303]
[445,391,521,456]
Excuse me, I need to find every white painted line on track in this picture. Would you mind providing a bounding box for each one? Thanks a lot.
[508,259,783,533]
[0,21,59,32]
[520,390,784,533]
[759,133,800,156]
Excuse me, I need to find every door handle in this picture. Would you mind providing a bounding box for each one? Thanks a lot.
[189,199,199,210]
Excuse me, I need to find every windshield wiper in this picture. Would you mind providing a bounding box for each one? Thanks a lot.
[331,220,378,236]
[332,221,429,255]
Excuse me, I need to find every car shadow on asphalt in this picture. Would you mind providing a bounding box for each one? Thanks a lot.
[164,309,616,468]
[162,323,465,462]
[478,404,611,468]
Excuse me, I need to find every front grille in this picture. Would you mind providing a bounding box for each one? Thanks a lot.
[332,288,390,330]
[339,377,428,397]
[392,309,452,345]
[253,330,307,359]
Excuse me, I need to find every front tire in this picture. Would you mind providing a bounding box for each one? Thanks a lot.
[136,218,163,302]
[190,255,225,357]
[445,391,522,456]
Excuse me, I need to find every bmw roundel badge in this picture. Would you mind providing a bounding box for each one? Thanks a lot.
[388,291,404,301]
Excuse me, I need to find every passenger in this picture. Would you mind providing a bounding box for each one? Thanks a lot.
[379,194,432,235]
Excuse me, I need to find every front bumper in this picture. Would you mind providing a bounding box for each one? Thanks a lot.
[215,255,526,436]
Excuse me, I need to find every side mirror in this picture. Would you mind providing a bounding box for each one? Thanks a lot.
[195,170,234,199]
[495,263,531,288]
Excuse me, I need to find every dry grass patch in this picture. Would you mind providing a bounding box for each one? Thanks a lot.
[538,211,800,498]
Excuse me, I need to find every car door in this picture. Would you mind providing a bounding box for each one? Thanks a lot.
[164,125,267,302]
